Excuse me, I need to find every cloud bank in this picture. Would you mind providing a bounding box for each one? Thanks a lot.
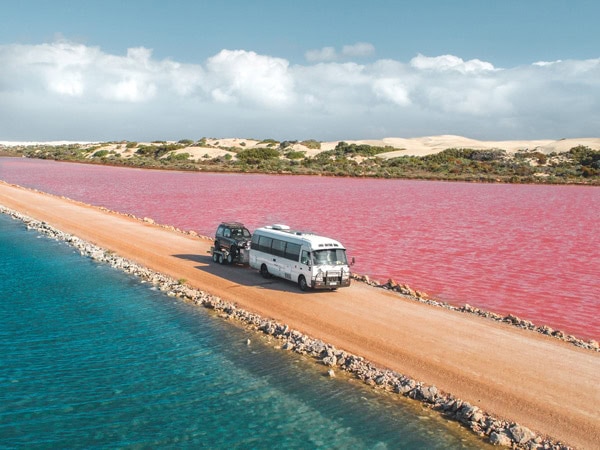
[0,40,598,141]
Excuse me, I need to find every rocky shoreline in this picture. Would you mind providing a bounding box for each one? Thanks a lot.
[0,205,585,449]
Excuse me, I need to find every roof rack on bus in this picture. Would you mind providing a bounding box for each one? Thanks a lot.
[262,224,316,237]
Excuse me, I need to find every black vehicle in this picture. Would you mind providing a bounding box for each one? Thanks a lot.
[212,222,252,264]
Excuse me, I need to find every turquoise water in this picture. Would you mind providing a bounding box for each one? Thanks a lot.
[0,214,487,449]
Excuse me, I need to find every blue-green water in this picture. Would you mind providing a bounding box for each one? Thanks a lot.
[0,214,487,449]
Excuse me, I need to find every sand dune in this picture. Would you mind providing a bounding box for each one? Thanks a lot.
[202,135,600,158]
[184,135,600,160]
[321,136,600,157]
[2,136,599,160]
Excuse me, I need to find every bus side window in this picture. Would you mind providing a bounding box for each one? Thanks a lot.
[301,250,311,265]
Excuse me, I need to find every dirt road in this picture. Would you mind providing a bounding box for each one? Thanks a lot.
[1,181,598,449]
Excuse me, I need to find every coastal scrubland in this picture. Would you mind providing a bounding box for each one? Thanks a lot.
[2,136,599,184]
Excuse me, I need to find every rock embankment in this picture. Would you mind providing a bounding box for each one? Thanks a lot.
[0,205,578,449]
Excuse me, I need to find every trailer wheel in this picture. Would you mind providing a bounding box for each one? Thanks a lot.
[227,245,237,264]
[260,264,270,278]
[298,275,308,291]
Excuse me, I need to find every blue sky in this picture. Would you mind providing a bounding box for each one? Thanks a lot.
[1,0,599,141]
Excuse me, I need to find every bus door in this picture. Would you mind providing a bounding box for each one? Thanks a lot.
[270,239,287,279]
[285,243,303,283]
[297,249,312,281]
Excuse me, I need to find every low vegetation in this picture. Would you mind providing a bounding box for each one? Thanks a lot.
[2,140,598,185]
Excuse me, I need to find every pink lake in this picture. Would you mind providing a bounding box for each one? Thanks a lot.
[1,158,599,340]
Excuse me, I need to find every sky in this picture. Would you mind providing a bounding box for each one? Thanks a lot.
[1,0,599,142]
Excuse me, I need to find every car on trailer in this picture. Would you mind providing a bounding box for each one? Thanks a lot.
[211,222,252,265]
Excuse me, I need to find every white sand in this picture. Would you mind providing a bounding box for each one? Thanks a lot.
[320,136,600,158]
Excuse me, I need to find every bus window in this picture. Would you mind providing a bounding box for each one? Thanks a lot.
[284,242,301,261]
[271,239,286,257]
[258,236,273,253]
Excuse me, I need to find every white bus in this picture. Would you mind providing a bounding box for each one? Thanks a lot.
[249,224,352,291]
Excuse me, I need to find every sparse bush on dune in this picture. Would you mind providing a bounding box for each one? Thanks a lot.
[165,152,191,161]
[259,138,279,147]
[92,150,110,158]
[1,140,597,185]
[300,139,321,150]
[236,147,280,164]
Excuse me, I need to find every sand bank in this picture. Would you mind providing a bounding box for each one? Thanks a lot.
[1,182,598,449]
[5,135,598,161]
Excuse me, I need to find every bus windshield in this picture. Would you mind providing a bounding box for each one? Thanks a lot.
[313,249,348,266]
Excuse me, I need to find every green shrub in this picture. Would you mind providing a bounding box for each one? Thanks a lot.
[332,142,393,157]
[279,140,298,149]
[568,145,600,168]
[136,143,184,158]
[286,150,306,160]
[259,138,279,148]
[300,139,321,150]
[165,152,191,161]
[236,147,280,164]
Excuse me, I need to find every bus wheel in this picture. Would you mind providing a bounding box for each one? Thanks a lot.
[298,275,308,291]
[260,264,270,278]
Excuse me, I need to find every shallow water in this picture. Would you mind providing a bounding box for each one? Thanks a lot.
[1,158,598,339]
[0,214,488,448]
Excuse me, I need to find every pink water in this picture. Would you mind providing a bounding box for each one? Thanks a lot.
[2,158,599,340]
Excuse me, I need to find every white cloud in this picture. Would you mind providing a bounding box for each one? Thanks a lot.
[126,47,153,65]
[411,53,495,73]
[0,40,598,141]
[305,46,337,63]
[48,70,84,96]
[102,77,157,102]
[372,78,411,106]
[205,49,295,107]
[342,42,375,58]
[305,42,375,62]
[533,60,562,67]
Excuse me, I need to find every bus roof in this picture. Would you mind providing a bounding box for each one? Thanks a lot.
[254,225,346,251]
